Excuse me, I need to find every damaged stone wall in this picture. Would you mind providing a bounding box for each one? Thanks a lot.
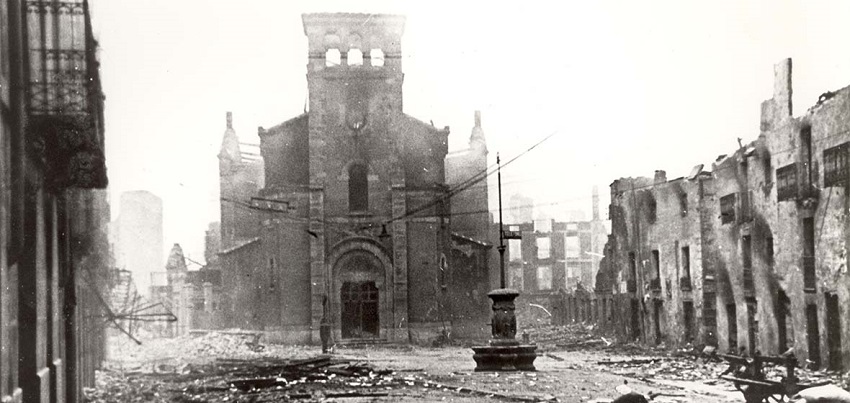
[559,59,850,371]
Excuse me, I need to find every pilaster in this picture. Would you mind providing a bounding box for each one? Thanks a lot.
[309,188,326,342]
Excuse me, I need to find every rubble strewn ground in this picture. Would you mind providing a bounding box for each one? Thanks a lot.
[87,325,850,402]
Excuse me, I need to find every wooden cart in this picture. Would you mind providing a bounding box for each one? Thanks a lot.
[718,352,829,403]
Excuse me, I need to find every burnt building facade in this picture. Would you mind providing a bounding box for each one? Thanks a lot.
[217,13,492,344]
[583,59,849,371]
[1,1,110,402]
[504,190,608,324]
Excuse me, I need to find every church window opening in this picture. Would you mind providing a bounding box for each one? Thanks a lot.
[347,48,363,66]
[325,48,341,67]
[349,163,368,212]
[370,49,384,67]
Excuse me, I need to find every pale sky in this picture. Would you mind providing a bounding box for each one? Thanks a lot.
[90,0,850,266]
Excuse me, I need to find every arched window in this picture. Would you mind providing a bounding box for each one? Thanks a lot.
[370,49,384,67]
[349,163,368,212]
[325,48,341,67]
[348,48,363,66]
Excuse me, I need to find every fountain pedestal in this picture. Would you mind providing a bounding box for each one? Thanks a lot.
[472,288,537,371]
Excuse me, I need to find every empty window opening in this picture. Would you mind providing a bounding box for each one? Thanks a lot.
[742,236,754,292]
[826,293,842,371]
[348,163,368,212]
[746,299,758,356]
[720,193,736,224]
[763,155,773,184]
[565,234,580,258]
[650,250,661,290]
[766,237,774,267]
[802,217,816,291]
[777,290,793,354]
[536,266,552,291]
[630,298,641,341]
[325,48,341,67]
[681,246,691,280]
[823,142,849,187]
[740,190,753,222]
[508,239,522,262]
[679,192,688,216]
[653,299,664,345]
[535,219,552,233]
[776,164,798,201]
[370,49,384,67]
[727,303,738,353]
[806,303,821,369]
[508,266,523,291]
[801,125,813,186]
[347,48,363,66]
[536,237,551,259]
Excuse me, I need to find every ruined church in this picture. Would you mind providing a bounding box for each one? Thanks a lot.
[216,13,494,344]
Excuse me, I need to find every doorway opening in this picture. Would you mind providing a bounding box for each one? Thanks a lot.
[630,298,640,341]
[806,303,821,369]
[826,293,842,371]
[341,281,379,339]
[777,290,793,354]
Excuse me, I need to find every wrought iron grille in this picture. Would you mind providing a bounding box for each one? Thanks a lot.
[26,0,90,115]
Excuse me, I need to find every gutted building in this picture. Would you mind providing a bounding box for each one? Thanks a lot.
[598,169,714,347]
[504,190,608,325]
[217,13,492,344]
[577,59,850,371]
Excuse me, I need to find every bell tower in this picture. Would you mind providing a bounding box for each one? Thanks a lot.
[301,13,406,187]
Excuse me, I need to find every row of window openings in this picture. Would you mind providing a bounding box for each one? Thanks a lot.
[626,240,774,288]
[719,139,849,220]
[767,140,850,204]
[508,235,582,261]
[325,48,385,67]
[508,265,589,291]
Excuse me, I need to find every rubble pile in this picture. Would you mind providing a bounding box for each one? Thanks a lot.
[86,356,402,402]
[105,330,309,373]
[525,324,611,350]
[595,356,726,382]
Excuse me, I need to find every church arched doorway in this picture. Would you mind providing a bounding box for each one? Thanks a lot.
[331,246,389,340]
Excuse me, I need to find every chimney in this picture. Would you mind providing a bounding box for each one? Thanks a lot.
[773,58,792,119]
[474,110,481,128]
[592,186,600,221]
[226,111,233,129]
[654,170,667,184]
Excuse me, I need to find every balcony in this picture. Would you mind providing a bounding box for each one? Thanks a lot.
[26,0,106,189]
[679,277,692,291]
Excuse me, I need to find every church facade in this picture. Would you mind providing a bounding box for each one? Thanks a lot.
[218,13,492,344]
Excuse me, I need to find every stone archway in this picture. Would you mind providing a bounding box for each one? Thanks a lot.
[327,238,393,340]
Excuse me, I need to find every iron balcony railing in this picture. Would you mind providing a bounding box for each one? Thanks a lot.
[26,0,92,116]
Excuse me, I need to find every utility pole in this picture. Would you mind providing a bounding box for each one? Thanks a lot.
[497,153,506,288]
[471,151,537,371]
